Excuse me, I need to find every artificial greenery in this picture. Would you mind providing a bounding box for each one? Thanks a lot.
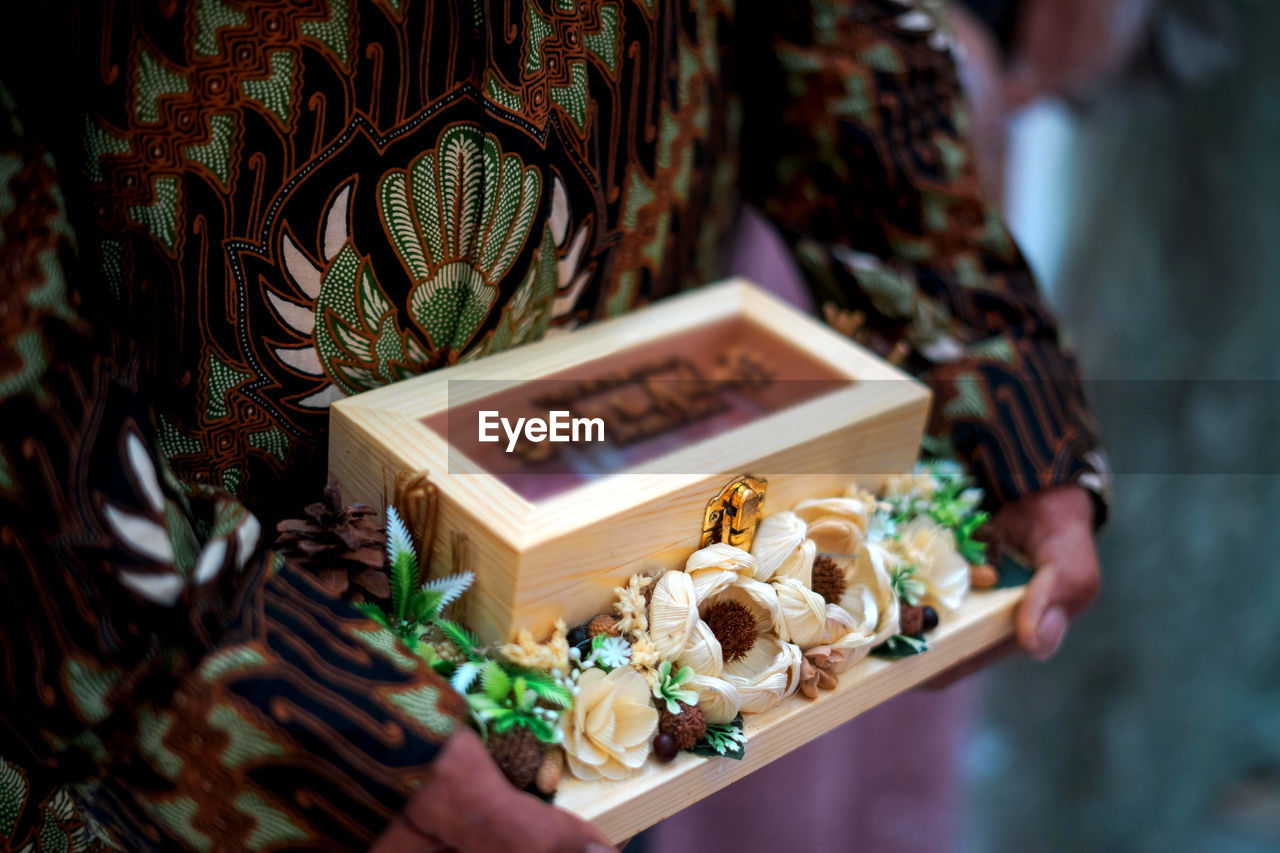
[881,461,991,567]
[354,507,572,743]
[465,660,571,743]
[354,507,474,656]
[890,563,926,607]
[924,469,990,565]
[652,661,698,714]
[690,715,747,760]
[870,634,929,659]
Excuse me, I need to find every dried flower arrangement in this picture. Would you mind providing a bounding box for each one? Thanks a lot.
[279,461,1012,798]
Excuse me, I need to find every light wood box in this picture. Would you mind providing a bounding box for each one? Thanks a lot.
[329,279,931,643]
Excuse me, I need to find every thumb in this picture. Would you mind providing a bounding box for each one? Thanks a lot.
[1014,521,1100,660]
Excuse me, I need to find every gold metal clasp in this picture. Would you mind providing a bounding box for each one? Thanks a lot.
[700,475,767,550]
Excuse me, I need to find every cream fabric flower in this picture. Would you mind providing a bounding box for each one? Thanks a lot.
[751,510,872,654]
[811,542,900,670]
[749,512,814,584]
[562,666,659,781]
[793,496,874,535]
[882,471,938,499]
[687,672,742,724]
[889,516,970,612]
[804,515,863,560]
[772,576,830,649]
[649,570,700,660]
[726,634,804,714]
[649,544,799,717]
[676,574,786,674]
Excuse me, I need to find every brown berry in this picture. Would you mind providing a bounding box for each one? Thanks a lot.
[658,702,707,751]
[653,733,679,763]
[587,613,619,638]
[970,564,998,589]
[899,604,925,637]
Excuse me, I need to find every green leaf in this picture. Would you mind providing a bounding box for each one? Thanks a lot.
[466,693,504,716]
[653,662,699,713]
[690,715,747,760]
[517,685,537,713]
[520,670,573,709]
[890,564,925,607]
[524,716,557,743]
[871,634,929,658]
[958,538,988,565]
[411,588,447,623]
[481,660,511,703]
[490,714,520,734]
[355,602,392,629]
[436,619,482,658]
[386,507,420,623]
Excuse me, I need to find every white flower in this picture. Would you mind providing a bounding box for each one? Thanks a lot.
[815,543,901,670]
[592,636,632,670]
[752,506,867,652]
[749,512,814,583]
[649,545,800,719]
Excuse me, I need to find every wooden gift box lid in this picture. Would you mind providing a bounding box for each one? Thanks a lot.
[328,278,931,644]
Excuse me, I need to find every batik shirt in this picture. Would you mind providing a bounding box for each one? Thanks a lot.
[0,1,1105,850]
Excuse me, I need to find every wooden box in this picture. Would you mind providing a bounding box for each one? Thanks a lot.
[558,586,1025,843]
[329,279,931,644]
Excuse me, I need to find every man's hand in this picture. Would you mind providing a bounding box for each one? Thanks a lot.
[926,484,1099,687]
[997,484,1100,659]
[371,727,615,853]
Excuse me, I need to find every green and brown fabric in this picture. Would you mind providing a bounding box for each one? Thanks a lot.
[0,1,1104,850]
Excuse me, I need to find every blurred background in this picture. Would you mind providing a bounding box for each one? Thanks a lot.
[955,0,1280,850]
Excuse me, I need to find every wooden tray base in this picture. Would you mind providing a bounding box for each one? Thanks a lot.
[557,586,1025,843]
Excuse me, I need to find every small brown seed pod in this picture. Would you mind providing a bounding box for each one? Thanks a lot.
[587,613,620,638]
[658,701,707,751]
[535,745,565,795]
[899,604,925,637]
[970,564,998,589]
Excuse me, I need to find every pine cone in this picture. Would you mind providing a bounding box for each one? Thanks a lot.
[489,726,543,790]
[275,480,390,605]
[658,702,706,751]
